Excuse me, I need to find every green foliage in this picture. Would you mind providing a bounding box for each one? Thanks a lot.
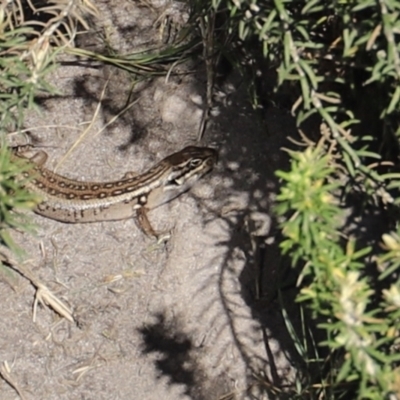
[205,0,400,190]
[0,0,96,252]
[0,146,40,250]
[275,145,398,398]
[2,0,400,396]
[186,0,400,397]
[276,147,342,267]
[0,0,96,131]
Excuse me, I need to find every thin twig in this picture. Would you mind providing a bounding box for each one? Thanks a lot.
[0,361,28,400]
[0,247,74,323]
[54,77,110,171]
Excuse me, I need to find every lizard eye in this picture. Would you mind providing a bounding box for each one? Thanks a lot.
[189,158,202,168]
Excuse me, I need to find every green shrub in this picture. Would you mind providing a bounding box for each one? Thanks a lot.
[190,0,400,397]
[0,0,96,250]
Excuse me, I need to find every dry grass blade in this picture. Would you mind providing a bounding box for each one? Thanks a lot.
[54,82,140,167]
[54,77,110,170]
[0,361,28,400]
[65,39,196,76]
[197,12,217,141]
[5,0,98,54]
[0,247,74,323]
[72,364,97,382]
[93,97,140,138]
[33,283,74,323]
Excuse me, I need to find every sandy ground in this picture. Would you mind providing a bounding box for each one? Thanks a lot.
[0,1,301,399]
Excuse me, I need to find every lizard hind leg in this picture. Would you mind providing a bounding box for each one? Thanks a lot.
[136,207,158,238]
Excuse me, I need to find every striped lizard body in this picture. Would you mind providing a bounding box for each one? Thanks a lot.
[13,146,218,236]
